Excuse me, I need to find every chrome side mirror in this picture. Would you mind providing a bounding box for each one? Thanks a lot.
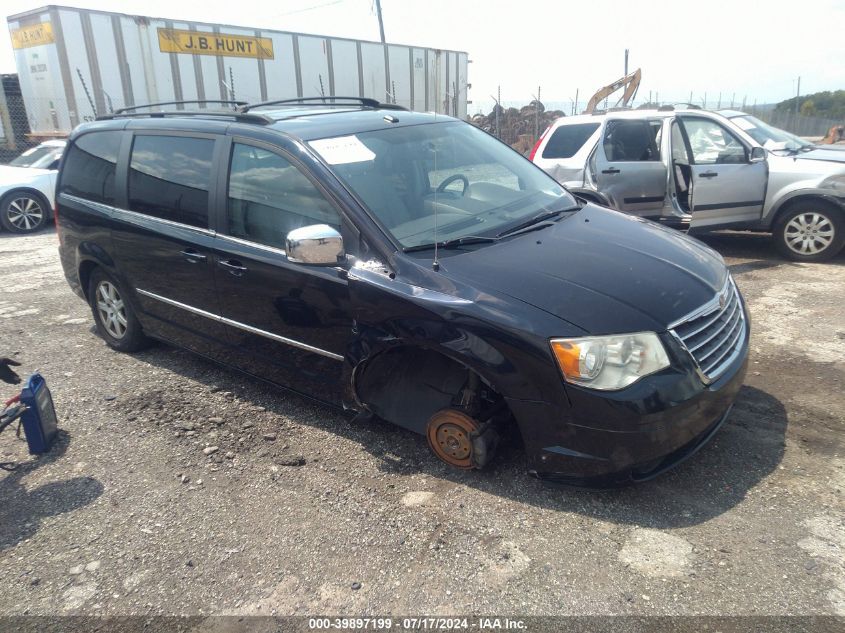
[749,146,767,163]
[286,224,345,265]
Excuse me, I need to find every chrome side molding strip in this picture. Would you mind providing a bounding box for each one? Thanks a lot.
[135,288,344,361]
[61,194,216,236]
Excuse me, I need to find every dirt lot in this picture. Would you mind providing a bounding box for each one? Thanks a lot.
[0,228,843,618]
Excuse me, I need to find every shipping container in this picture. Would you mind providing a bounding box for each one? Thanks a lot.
[6,5,470,135]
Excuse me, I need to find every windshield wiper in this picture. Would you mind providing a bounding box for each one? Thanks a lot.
[403,206,579,253]
[403,235,499,253]
[496,206,578,238]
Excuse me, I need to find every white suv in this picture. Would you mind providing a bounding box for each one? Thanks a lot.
[531,108,845,261]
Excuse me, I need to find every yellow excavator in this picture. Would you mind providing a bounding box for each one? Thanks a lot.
[583,68,642,114]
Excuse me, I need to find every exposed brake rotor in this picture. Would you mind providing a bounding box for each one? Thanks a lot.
[426,408,487,469]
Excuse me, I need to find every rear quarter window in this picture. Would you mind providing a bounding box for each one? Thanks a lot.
[541,122,600,159]
[59,132,121,205]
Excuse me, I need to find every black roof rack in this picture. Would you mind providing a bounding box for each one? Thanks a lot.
[114,100,247,114]
[97,110,273,125]
[241,96,408,112]
[95,96,408,126]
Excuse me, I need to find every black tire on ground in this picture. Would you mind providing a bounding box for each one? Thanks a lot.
[773,201,845,262]
[0,191,50,233]
[87,268,151,353]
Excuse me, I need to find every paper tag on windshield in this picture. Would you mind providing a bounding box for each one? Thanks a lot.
[309,135,375,165]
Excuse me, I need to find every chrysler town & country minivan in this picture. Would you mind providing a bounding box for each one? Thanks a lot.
[56,98,749,485]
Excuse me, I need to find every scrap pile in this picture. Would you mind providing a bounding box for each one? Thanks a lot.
[470,101,566,155]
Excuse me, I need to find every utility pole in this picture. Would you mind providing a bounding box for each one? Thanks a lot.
[624,49,629,77]
[375,0,390,105]
[374,0,386,43]
[574,88,578,115]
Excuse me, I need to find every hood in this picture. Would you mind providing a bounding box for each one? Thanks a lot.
[440,205,728,334]
[797,147,845,163]
[0,164,53,184]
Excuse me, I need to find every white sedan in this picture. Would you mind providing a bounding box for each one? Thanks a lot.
[0,140,65,233]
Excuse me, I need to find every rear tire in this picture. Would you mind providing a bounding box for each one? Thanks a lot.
[0,191,49,233]
[87,268,150,353]
[773,202,845,262]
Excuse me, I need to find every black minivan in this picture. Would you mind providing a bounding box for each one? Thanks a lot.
[56,98,749,485]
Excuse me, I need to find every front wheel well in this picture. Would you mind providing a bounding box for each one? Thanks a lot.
[770,195,843,229]
[354,346,515,437]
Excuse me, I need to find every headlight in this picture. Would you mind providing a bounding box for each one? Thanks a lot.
[550,332,671,391]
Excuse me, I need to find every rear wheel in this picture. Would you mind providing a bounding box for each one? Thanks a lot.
[773,202,845,262]
[0,191,49,233]
[87,269,150,352]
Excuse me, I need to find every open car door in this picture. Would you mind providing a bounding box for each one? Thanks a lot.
[594,118,667,218]
[679,115,767,231]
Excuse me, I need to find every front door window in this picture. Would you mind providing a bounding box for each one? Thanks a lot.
[681,119,747,165]
[227,143,340,250]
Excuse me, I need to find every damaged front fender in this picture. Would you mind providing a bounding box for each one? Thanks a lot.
[341,265,571,432]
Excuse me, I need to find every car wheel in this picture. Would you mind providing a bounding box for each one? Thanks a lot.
[773,202,845,262]
[87,269,150,352]
[0,191,49,233]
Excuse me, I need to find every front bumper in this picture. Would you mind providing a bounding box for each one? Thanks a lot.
[508,328,749,487]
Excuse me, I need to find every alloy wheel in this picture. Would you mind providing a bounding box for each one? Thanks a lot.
[784,212,835,255]
[96,281,128,339]
[6,196,44,231]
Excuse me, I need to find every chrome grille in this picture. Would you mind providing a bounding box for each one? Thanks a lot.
[670,278,745,382]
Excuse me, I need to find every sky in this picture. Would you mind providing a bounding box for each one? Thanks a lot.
[4,0,845,114]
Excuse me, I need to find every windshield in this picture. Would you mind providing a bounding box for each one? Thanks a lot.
[8,144,62,169]
[309,121,575,249]
[730,115,811,151]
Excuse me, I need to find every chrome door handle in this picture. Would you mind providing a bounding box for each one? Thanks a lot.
[218,259,248,276]
[180,249,207,263]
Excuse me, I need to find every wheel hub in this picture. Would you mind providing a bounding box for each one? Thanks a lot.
[426,409,481,469]
[784,212,834,255]
[96,281,128,339]
[6,197,44,231]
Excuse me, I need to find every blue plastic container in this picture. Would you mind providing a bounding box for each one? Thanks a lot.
[19,373,58,454]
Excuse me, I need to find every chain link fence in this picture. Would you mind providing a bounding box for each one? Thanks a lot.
[751,109,841,138]
[0,75,71,164]
[0,75,36,163]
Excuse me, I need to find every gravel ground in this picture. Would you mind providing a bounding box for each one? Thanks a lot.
[0,228,843,618]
